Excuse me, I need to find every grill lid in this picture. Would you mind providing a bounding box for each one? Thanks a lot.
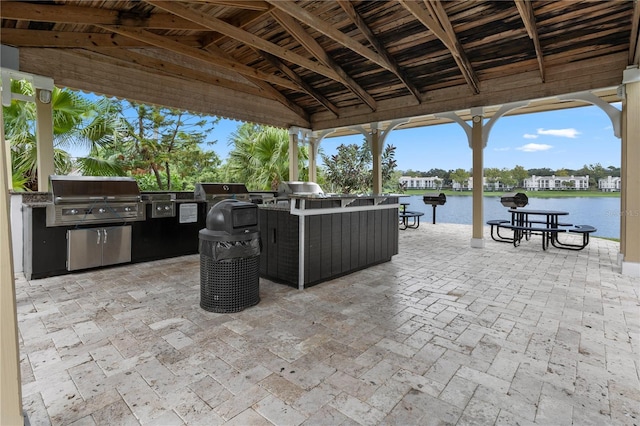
[194,183,249,200]
[278,181,324,196]
[50,175,140,204]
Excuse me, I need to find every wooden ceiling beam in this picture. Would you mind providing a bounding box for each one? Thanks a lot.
[265,0,393,73]
[201,9,270,48]
[0,28,164,48]
[87,47,270,99]
[336,0,422,103]
[183,0,270,11]
[145,1,341,83]
[0,1,205,30]
[93,25,301,92]
[400,0,480,94]
[630,0,640,66]
[424,0,480,94]
[257,50,340,117]
[271,9,377,111]
[515,0,546,82]
[202,43,310,121]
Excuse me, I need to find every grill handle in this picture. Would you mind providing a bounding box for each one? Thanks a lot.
[96,229,101,245]
[103,228,107,244]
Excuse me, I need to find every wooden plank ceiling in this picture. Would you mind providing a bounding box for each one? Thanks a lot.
[1,0,638,132]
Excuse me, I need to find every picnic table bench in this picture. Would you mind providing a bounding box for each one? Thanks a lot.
[399,210,424,230]
[487,210,597,251]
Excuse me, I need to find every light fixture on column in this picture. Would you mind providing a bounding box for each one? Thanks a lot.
[38,89,52,104]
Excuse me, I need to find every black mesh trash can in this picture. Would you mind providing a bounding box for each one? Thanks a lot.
[199,199,260,313]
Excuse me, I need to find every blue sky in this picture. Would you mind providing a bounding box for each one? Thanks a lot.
[72,92,621,173]
[210,104,621,172]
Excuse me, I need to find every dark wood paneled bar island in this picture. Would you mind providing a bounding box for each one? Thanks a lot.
[259,195,399,289]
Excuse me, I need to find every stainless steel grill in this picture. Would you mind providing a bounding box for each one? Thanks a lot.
[278,181,324,196]
[46,175,145,227]
[194,183,251,212]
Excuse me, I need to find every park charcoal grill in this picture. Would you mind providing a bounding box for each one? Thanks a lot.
[500,192,529,208]
[423,192,447,224]
[45,175,145,227]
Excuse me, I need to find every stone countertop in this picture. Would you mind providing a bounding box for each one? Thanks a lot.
[288,193,400,200]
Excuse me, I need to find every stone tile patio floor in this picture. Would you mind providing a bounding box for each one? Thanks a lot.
[16,223,640,425]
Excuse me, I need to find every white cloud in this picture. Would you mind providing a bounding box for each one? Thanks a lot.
[536,128,580,138]
[516,143,553,152]
[523,133,538,139]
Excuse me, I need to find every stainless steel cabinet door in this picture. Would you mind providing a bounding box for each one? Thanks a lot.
[67,228,103,271]
[101,226,132,266]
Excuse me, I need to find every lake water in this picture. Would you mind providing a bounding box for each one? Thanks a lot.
[401,195,621,238]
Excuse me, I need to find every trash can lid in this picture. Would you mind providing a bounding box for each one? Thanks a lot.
[206,199,259,234]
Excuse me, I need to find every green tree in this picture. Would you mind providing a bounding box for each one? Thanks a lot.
[511,165,529,188]
[322,143,369,193]
[322,142,398,193]
[2,82,124,190]
[577,163,607,188]
[528,167,554,176]
[450,168,470,189]
[225,123,308,190]
[484,167,502,190]
[105,102,220,190]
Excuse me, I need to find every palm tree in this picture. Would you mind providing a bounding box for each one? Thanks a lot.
[2,81,125,190]
[226,124,308,190]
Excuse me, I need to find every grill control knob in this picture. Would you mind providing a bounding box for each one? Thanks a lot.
[98,208,106,213]
[156,206,163,211]
[124,206,132,212]
[69,209,78,215]
[164,206,171,211]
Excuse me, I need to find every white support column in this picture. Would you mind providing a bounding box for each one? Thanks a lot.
[370,124,382,195]
[470,113,485,248]
[621,66,640,276]
[288,129,299,182]
[35,88,54,192]
[0,104,24,426]
[307,136,319,183]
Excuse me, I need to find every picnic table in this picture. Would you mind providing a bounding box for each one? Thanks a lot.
[399,203,424,230]
[487,208,596,251]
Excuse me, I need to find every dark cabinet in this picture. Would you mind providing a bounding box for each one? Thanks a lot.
[259,202,399,288]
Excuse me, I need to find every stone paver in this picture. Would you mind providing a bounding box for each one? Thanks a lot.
[16,223,640,425]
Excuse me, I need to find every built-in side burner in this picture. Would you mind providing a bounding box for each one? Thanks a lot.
[141,193,176,218]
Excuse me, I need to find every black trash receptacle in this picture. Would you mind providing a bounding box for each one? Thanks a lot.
[199,199,260,313]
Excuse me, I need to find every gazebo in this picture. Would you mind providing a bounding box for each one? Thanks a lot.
[1,1,639,423]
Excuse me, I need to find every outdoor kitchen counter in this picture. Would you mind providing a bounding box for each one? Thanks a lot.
[21,196,208,279]
[258,194,400,289]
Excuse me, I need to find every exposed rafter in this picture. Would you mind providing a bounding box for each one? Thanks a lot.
[146,1,341,83]
[515,0,546,82]
[256,50,340,117]
[336,0,422,103]
[400,0,480,94]
[185,0,270,11]
[630,0,640,66]
[265,0,394,73]
[87,47,270,99]
[203,43,309,121]
[270,8,377,111]
[0,28,165,48]
[0,1,204,30]
[93,25,298,91]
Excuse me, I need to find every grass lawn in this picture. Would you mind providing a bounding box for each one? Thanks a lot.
[403,189,620,198]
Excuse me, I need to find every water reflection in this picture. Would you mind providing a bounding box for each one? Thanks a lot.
[400,195,620,238]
